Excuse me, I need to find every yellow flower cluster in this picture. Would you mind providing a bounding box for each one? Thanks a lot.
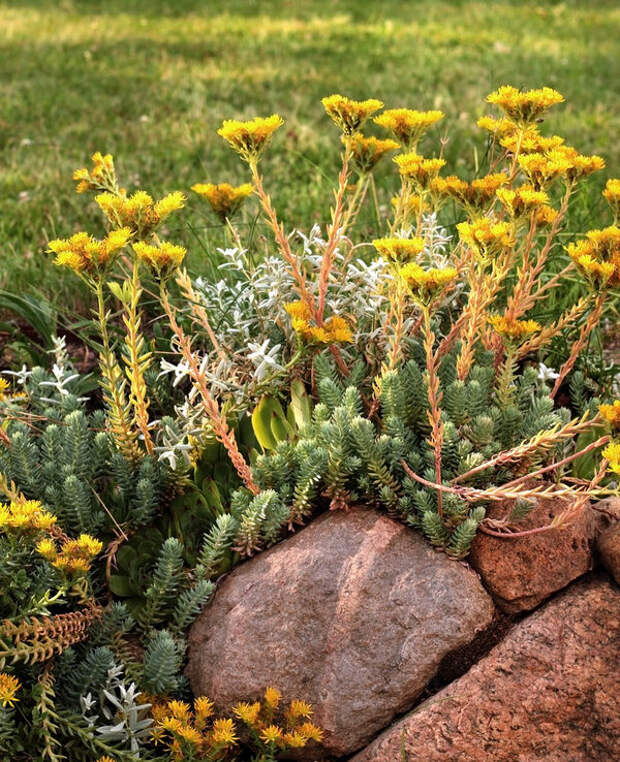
[73,152,116,193]
[233,691,323,749]
[394,152,446,189]
[487,315,541,340]
[499,130,565,155]
[373,237,424,262]
[0,378,10,401]
[603,178,620,217]
[0,673,20,708]
[477,115,517,137]
[496,185,557,225]
[599,400,620,429]
[347,135,400,173]
[431,173,508,210]
[133,241,187,276]
[36,533,103,576]
[321,94,383,135]
[457,217,515,257]
[191,182,253,221]
[285,301,353,344]
[517,151,573,189]
[153,690,322,759]
[374,108,444,147]
[567,226,620,287]
[486,85,565,123]
[0,499,56,534]
[603,441,620,476]
[398,263,458,302]
[96,190,185,239]
[218,115,284,162]
[49,229,131,274]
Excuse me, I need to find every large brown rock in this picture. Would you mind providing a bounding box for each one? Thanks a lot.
[187,508,495,759]
[352,576,620,762]
[594,497,620,585]
[469,492,596,613]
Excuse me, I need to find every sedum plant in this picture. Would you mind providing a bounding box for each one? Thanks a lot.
[0,84,619,760]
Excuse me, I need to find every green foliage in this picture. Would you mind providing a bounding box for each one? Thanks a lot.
[142,629,184,695]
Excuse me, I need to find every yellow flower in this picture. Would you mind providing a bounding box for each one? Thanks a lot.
[286,700,313,720]
[191,182,253,221]
[499,129,564,155]
[0,673,20,708]
[133,241,187,276]
[432,173,508,210]
[210,717,238,745]
[194,696,215,727]
[398,264,458,301]
[372,237,424,262]
[36,538,58,561]
[298,721,324,743]
[394,152,446,189]
[487,315,541,340]
[457,217,514,257]
[96,191,185,238]
[0,378,10,401]
[603,178,620,216]
[532,205,559,227]
[49,229,131,274]
[486,85,564,123]
[232,700,261,726]
[176,724,202,746]
[96,757,116,762]
[374,108,444,147]
[75,533,104,557]
[264,686,282,709]
[347,135,400,173]
[218,115,284,162]
[321,94,383,135]
[0,499,57,534]
[600,401,620,429]
[477,115,518,137]
[260,725,284,744]
[73,152,116,193]
[283,731,308,748]
[567,227,620,288]
[285,301,313,321]
[517,151,574,189]
[496,185,550,218]
[324,316,353,343]
[602,441,620,475]
[167,700,191,721]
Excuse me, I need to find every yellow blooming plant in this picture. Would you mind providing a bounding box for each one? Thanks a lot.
[217,115,284,163]
[321,94,384,135]
[0,673,20,708]
[191,182,253,222]
[485,85,565,123]
[374,108,444,148]
[153,689,323,761]
[348,134,400,174]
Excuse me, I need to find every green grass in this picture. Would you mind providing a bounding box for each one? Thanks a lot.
[0,0,619,311]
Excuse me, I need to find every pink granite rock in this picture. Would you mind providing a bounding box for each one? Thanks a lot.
[469,491,596,612]
[352,576,620,762]
[187,508,495,758]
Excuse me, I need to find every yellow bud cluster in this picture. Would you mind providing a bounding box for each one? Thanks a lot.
[96,190,185,239]
[0,673,20,708]
[191,182,253,221]
[321,94,383,135]
[133,241,187,276]
[394,152,446,189]
[431,173,508,210]
[487,315,541,340]
[285,302,353,344]
[49,229,131,274]
[398,263,458,302]
[0,499,56,534]
[218,115,284,162]
[73,151,116,193]
[567,226,620,287]
[36,533,103,576]
[457,217,514,257]
[347,134,400,173]
[372,237,424,262]
[374,108,444,147]
[486,85,564,123]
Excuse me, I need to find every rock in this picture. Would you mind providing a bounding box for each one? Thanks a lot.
[352,576,620,762]
[469,491,596,613]
[187,508,495,759]
[593,497,620,585]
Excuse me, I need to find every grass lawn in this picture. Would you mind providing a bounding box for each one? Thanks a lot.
[0,0,619,312]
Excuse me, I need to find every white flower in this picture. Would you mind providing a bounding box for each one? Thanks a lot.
[247,340,283,381]
[538,362,560,383]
